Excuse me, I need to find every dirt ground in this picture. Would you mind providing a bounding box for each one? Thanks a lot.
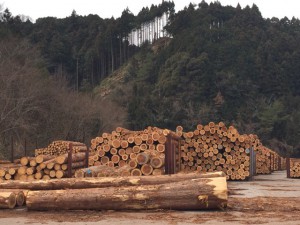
[0,171,300,225]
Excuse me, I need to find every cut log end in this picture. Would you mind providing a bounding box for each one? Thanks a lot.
[0,192,16,209]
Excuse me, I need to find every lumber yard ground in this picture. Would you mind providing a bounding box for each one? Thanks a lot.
[0,171,300,225]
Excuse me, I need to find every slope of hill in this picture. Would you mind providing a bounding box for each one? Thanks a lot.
[95,2,300,156]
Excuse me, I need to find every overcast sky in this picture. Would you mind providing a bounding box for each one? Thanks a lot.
[2,0,300,22]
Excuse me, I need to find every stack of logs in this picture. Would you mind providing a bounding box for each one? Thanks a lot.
[1,141,88,181]
[35,141,88,156]
[256,145,272,174]
[87,126,174,177]
[255,143,285,174]
[177,122,254,180]
[288,158,300,178]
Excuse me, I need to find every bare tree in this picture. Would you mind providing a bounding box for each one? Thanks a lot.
[0,37,105,157]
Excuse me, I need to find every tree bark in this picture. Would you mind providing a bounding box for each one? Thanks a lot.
[0,172,225,190]
[0,192,16,209]
[0,190,27,206]
[56,152,86,164]
[26,177,227,211]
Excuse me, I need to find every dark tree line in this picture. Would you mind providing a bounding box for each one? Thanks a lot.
[1,2,175,90]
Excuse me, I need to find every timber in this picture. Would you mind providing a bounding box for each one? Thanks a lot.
[26,176,228,211]
[55,152,86,164]
[0,190,27,206]
[0,171,225,190]
[0,192,16,209]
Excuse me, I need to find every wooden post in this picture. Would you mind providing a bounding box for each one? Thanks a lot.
[85,148,89,168]
[165,133,181,174]
[249,147,256,180]
[286,158,290,178]
[24,139,27,157]
[68,143,73,178]
[11,136,14,163]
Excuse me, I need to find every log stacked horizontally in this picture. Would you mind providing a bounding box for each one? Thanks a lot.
[0,152,87,181]
[35,141,88,156]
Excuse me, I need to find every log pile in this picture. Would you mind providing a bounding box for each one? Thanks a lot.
[289,158,300,178]
[0,152,87,181]
[176,122,254,180]
[88,126,175,176]
[0,163,22,180]
[35,141,87,156]
[255,145,283,174]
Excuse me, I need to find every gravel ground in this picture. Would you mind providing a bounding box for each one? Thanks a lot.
[0,171,300,225]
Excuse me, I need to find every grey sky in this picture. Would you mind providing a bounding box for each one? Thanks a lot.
[2,0,300,22]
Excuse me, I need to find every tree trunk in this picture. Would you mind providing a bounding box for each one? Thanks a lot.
[0,192,16,209]
[26,176,227,211]
[0,190,27,206]
[55,152,86,164]
[0,172,225,190]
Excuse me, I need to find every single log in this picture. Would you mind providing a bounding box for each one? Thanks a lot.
[150,157,164,169]
[0,190,26,206]
[0,192,16,209]
[0,171,225,190]
[0,169,6,177]
[35,155,55,164]
[152,168,164,175]
[4,174,12,180]
[17,166,27,175]
[29,159,37,167]
[131,168,142,176]
[26,167,36,175]
[35,172,44,180]
[26,177,227,211]
[56,152,86,165]
[8,167,17,175]
[55,170,67,179]
[141,164,153,175]
[20,157,30,166]
[136,153,149,165]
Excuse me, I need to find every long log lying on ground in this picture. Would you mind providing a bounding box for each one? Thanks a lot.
[26,176,227,211]
[0,192,16,209]
[0,171,225,190]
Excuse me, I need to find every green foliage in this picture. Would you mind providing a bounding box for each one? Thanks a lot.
[1,1,300,156]
[125,1,300,156]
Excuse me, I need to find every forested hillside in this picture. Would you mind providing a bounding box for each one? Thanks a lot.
[0,1,299,157]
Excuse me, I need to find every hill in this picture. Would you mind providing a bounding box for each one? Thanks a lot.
[0,1,299,157]
[95,2,300,156]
